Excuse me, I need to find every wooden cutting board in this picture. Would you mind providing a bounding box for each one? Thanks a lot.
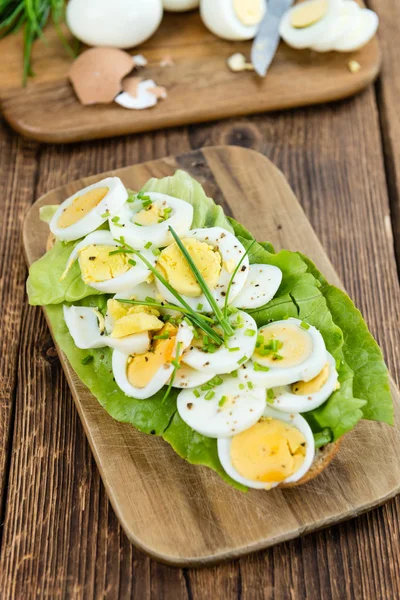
[22,146,400,566]
[1,5,380,144]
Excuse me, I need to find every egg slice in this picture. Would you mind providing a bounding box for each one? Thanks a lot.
[109,192,194,249]
[239,318,327,388]
[333,8,379,52]
[112,321,193,399]
[155,227,249,312]
[311,0,360,52]
[279,0,342,49]
[177,375,266,438]
[200,0,266,41]
[172,363,218,389]
[270,352,338,413]
[217,406,315,489]
[182,310,257,374]
[104,282,160,333]
[63,231,156,293]
[63,305,151,354]
[232,264,282,309]
[50,178,128,242]
[163,0,199,11]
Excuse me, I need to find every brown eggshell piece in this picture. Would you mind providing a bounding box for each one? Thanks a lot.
[68,48,134,106]
[122,76,143,98]
[148,86,168,99]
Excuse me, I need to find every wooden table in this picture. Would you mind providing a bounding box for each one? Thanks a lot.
[1,1,400,597]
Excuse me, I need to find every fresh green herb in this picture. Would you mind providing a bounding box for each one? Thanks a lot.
[219,396,228,407]
[101,211,110,218]
[205,391,215,400]
[128,259,137,267]
[245,329,256,337]
[300,321,310,330]
[239,383,245,390]
[231,370,238,378]
[253,362,270,372]
[208,375,223,387]
[223,240,255,319]
[144,241,152,249]
[134,222,143,227]
[81,355,93,365]
[228,347,240,352]
[193,389,200,398]
[153,332,170,340]
[111,216,120,223]
[272,354,283,361]
[247,381,254,390]
[237,355,248,365]
[197,303,203,311]
[267,389,275,403]
[152,248,161,256]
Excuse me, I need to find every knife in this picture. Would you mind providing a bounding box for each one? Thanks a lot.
[251,0,294,77]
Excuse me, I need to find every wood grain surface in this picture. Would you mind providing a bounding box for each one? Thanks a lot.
[0,0,400,593]
[0,6,380,144]
[21,146,400,566]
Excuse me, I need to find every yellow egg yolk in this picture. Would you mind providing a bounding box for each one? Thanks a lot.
[255,324,313,368]
[79,245,131,283]
[107,300,164,338]
[233,0,264,26]
[157,238,222,297]
[127,323,178,389]
[134,203,163,226]
[290,0,328,29]
[58,187,109,228]
[231,418,306,484]
[292,362,330,395]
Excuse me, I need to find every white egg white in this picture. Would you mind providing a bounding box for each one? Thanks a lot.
[109,192,194,249]
[311,0,360,52]
[63,230,156,293]
[177,375,266,438]
[63,305,151,355]
[333,8,378,52]
[239,318,328,388]
[155,227,249,312]
[232,264,282,309]
[217,406,315,489]
[279,0,342,49]
[200,0,266,41]
[50,177,128,242]
[183,310,257,374]
[271,352,339,413]
[163,0,199,11]
[115,80,159,110]
[172,363,218,389]
[112,321,193,399]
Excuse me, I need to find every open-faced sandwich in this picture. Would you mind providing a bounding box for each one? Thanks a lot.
[27,170,393,491]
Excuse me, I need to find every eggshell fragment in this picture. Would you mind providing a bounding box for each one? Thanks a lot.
[148,86,168,99]
[115,79,159,109]
[227,53,254,72]
[68,48,134,105]
[122,76,143,97]
[132,54,148,68]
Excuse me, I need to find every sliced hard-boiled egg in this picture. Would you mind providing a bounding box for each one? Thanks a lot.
[112,321,193,399]
[50,178,128,242]
[177,375,266,438]
[182,310,257,374]
[155,227,249,312]
[279,0,341,49]
[63,305,151,354]
[232,264,282,309]
[104,282,160,333]
[311,0,360,52]
[217,406,315,489]
[239,318,327,388]
[270,352,339,413]
[333,8,379,52]
[109,192,194,249]
[200,0,266,41]
[172,363,218,389]
[163,0,199,11]
[63,230,156,293]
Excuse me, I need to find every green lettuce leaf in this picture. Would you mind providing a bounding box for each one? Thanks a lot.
[39,205,58,223]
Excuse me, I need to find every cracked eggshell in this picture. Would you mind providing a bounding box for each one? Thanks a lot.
[66,0,163,49]
[68,48,134,105]
[115,79,160,109]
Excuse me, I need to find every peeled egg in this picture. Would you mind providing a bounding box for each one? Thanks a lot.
[311,0,360,52]
[271,352,339,413]
[163,0,199,11]
[239,318,327,388]
[112,321,193,399]
[109,192,194,249]
[333,8,379,52]
[200,0,266,41]
[63,230,156,293]
[232,264,282,309]
[279,0,342,49]
[66,0,163,48]
[182,310,257,374]
[50,178,128,242]
[177,375,266,438]
[217,406,315,489]
[172,363,218,388]
[155,227,249,312]
[63,305,151,354]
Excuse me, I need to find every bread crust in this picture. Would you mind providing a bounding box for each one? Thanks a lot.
[280,438,343,488]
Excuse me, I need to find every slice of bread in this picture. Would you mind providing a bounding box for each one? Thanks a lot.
[280,438,342,488]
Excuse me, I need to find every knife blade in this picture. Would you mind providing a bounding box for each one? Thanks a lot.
[251,0,294,77]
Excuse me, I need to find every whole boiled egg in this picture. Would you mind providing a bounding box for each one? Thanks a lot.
[200,0,266,41]
[163,0,199,11]
[66,0,163,48]
[218,406,315,489]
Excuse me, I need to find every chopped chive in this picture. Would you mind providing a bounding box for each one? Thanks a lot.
[208,375,223,387]
[201,384,213,391]
[134,222,143,227]
[193,328,199,339]
[239,383,245,390]
[237,355,248,365]
[153,332,170,340]
[205,391,215,400]
[228,347,240,353]
[128,259,137,267]
[81,355,93,365]
[231,370,238,378]
[219,396,228,407]
[101,211,110,218]
[171,359,181,370]
[247,381,254,390]
[254,362,270,372]
[267,389,275,402]
[193,389,200,398]
[197,303,203,311]
[152,248,161,256]
[300,321,310,330]
[203,335,209,345]
[144,241,152,249]
[272,354,283,361]
[204,344,217,354]
[111,216,120,223]
[245,329,256,337]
